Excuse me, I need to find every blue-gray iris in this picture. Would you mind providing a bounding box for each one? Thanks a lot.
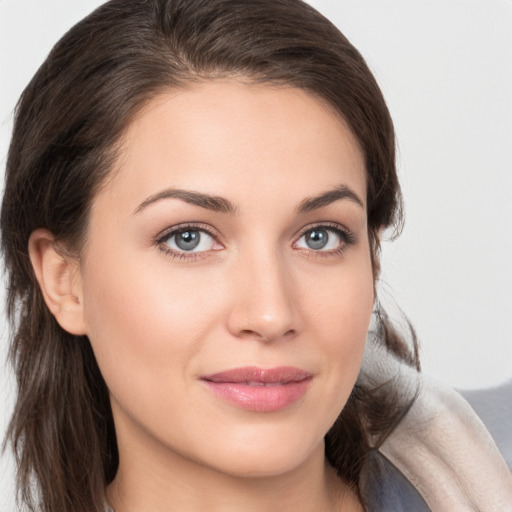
[306,229,328,250]
[175,230,201,251]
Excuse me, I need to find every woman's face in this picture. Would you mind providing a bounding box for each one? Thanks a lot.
[77,82,374,478]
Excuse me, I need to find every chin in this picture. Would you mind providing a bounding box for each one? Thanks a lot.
[189,423,326,479]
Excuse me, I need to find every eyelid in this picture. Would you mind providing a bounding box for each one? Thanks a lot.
[155,222,224,259]
[292,221,356,253]
[156,222,221,243]
[294,221,353,241]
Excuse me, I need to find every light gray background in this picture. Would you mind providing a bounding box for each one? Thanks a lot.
[1,1,511,509]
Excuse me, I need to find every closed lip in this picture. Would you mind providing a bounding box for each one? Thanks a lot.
[200,366,313,412]
[201,366,313,385]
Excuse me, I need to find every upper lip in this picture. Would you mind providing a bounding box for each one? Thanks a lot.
[201,366,312,384]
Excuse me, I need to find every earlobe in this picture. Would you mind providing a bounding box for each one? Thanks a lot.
[28,228,87,335]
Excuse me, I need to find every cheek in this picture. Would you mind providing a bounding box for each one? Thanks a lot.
[80,252,220,406]
[302,248,374,399]
[305,249,374,344]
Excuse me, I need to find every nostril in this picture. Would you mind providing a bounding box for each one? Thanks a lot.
[238,328,296,343]
[239,329,258,338]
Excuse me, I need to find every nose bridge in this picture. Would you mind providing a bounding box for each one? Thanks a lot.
[227,240,298,342]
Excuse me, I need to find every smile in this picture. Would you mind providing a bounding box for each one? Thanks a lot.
[201,367,313,412]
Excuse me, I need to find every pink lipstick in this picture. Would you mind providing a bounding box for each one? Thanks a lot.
[201,366,312,412]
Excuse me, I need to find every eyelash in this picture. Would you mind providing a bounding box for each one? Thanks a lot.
[294,222,356,259]
[156,222,220,261]
[155,222,356,261]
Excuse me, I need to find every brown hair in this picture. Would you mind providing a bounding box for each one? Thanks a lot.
[1,1,419,510]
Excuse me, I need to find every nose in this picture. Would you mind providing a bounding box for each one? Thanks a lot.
[226,248,300,343]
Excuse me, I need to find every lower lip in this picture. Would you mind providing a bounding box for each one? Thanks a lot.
[202,379,311,412]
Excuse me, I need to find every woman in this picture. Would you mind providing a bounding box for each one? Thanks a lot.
[1,1,511,511]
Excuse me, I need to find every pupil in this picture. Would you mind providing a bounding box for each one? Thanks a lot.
[176,230,200,251]
[306,229,328,250]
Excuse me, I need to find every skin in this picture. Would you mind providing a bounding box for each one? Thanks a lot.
[30,82,372,511]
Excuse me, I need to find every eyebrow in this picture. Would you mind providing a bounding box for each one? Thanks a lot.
[133,183,364,216]
[133,188,237,215]
[297,184,364,213]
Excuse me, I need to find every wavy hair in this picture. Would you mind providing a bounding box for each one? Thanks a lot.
[1,1,419,510]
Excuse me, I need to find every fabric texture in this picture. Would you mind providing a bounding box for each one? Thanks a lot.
[362,380,512,511]
[359,331,512,511]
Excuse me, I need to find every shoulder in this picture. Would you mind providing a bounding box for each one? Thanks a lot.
[360,451,429,512]
[461,378,512,470]
[361,378,512,511]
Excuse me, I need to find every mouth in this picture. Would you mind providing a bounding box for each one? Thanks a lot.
[201,366,313,412]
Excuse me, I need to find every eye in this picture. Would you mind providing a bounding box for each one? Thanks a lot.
[294,225,354,253]
[159,226,221,256]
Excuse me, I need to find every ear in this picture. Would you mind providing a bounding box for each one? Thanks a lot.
[28,228,87,335]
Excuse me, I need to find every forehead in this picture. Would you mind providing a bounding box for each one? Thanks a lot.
[102,81,367,213]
